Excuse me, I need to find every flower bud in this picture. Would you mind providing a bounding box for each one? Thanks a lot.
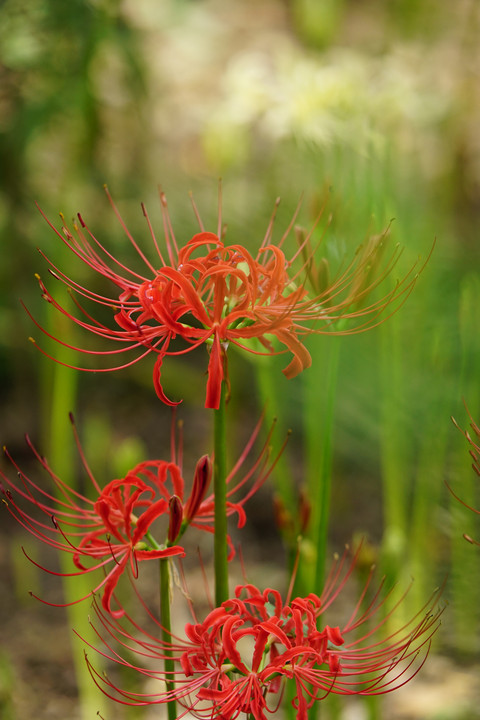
[168,495,183,543]
[299,488,311,534]
[184,455,212,522]
[272,495,294,536]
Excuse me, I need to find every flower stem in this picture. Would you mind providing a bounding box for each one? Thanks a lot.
[311,335,340,592]
[214,380,229,606]
[160,558,177,720]
[296,334,340,599]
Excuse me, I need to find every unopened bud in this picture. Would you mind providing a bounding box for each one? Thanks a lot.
[299,488,311,534]
[184,455,212,522]
[168,495,183,543]
[273,495,294,536]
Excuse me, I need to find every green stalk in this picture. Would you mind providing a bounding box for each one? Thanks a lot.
[409,325,451,612]
[303,335,341,720]
[379,318,410,588]
[44,324,108,719]
[255,356,296,510]
[309,335,341,594]
[255,355,298,576]
[214,380,229,606]
[160,558,177,720]
[292,334,341,603]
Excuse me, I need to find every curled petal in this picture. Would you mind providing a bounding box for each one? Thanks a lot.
[275,329,312,379]
[152,354,181,407]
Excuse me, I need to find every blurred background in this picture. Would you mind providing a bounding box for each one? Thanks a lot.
[1,0,480,718]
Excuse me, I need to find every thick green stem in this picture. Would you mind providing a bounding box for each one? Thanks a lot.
[303,336,341,720]
[160,558,177,720]
[297,335,340,600]
[214,381,229,606]
[311,337,340,593]
[380,319,410,588]
[255,356,298,577]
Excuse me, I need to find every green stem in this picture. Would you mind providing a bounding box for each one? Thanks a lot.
[214,381,229,606]
[379,319,410,587]
[160,558,177,720]
[255,355,298,576]
[297,335,341,600]
[303,336,341,720]
[311,337,341,593]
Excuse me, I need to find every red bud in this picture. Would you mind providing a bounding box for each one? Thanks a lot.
[184,455,212,522]
[168,495,183,543]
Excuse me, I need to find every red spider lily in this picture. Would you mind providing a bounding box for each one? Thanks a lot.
[83,546,443,719]
[1,413,283,616]
[27,187,430,409]
[450,406,480,546]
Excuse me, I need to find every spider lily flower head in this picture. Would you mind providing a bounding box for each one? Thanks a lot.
[28,187,430,409]
[84,545,443,720]
[0,417,185,617]
[1,413,282,615]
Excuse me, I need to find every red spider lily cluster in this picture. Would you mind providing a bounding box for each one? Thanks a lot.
[2,186,443,719]
[28,187,428,409]
[84,549,442,720]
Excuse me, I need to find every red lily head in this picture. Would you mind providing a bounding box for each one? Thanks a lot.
[1,413,283,614]
[28,187,430,409]
[84,546,443,719]
[0,419,185,617]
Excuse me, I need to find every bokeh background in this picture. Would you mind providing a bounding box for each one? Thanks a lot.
[1,0,480,718]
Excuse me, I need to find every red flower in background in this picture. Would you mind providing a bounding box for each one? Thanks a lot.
[84,547,443,719]
[28,187,428,409]
[1,413,281,616]
[450,405,480,546]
